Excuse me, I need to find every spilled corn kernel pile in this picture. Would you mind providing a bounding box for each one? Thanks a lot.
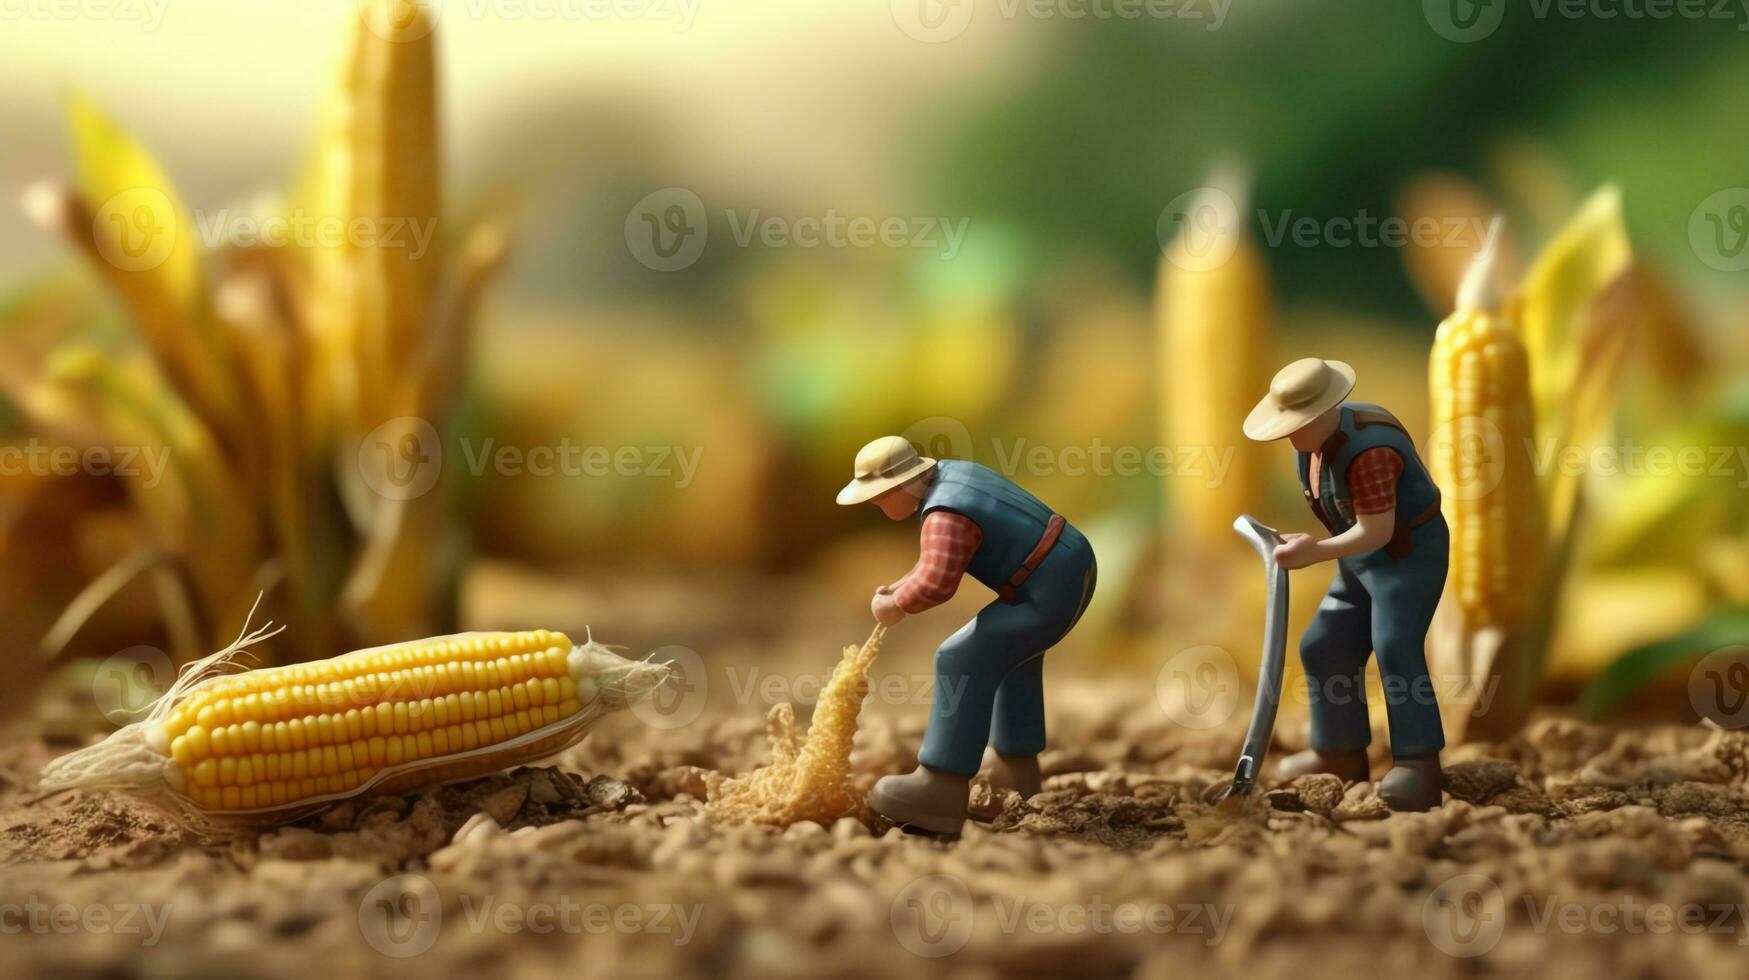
[708,626,884,826]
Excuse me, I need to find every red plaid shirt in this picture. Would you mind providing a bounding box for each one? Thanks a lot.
[892,511,983,613]
[1309,447,1404,516]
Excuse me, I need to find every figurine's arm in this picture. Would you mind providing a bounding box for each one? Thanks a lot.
[1276,510,1395,569]
[873,511,982,624]
[1275,447,1403,569]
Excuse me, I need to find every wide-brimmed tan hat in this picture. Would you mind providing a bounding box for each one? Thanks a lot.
[1243,358,1356,441]
[835,436,937,505]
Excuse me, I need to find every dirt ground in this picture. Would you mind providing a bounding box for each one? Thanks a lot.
[3,574,1748,979]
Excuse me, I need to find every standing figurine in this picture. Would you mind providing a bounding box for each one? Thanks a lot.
[1243,358,1448,811]
[837,436,1097,835]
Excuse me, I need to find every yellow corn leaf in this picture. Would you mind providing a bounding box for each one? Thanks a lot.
[1513,185,1630,431]
[68,94,200,310]
[66,96,242,435]
[42,346,258,636]
[1510,184,1631,543]
[1395,172,1518,318]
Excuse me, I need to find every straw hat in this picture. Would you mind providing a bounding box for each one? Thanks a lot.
[1243,358,1356,441]
[835,436,937,505]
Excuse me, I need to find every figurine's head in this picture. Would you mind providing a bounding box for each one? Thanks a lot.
[836,435,937,519]
[1243,357,1356,450]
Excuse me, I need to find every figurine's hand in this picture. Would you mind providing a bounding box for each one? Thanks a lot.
[871,590,907,626]
[1273,533,1319,570]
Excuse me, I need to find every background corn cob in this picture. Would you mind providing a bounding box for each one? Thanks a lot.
[39,622,671,821]
[1150,171,1279,675]
[1157,174,1272,552]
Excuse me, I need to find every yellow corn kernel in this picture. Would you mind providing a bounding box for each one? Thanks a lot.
[1429,225,1543,630]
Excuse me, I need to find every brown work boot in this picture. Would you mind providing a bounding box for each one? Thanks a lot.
[1275,748,1370,783]
[1379,753,1445,812]
[869,765,971,836]
[982,751,1042,798]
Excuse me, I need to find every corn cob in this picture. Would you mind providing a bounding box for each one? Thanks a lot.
[1427,219,1547,740]
[40,619,670,821]
[1429,218,1543,628]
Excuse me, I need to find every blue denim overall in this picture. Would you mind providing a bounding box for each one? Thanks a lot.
[1296,403,1449,758]
[915,461,1098,777]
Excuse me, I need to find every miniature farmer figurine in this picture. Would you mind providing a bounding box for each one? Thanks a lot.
[837,436,1097,834]
[1244,358,1449,811]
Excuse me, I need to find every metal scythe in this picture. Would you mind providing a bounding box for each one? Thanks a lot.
[1214,514,1290,811]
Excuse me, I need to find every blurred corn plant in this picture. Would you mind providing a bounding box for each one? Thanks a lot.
[3,0,505,667]
[1426,187,1631,741]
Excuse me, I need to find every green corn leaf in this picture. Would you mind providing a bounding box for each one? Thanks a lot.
[1576,606,1749,720]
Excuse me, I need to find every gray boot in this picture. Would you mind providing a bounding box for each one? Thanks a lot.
[1379,753,1444,812]
[869,765,971,836]
[983,751,1042,798]
[1275,748,1370,783]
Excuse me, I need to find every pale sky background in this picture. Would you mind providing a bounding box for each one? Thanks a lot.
[0,0,1031,280]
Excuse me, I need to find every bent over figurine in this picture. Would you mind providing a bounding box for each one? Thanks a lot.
[1243,358,1449,812]
[837,436,1097,835]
